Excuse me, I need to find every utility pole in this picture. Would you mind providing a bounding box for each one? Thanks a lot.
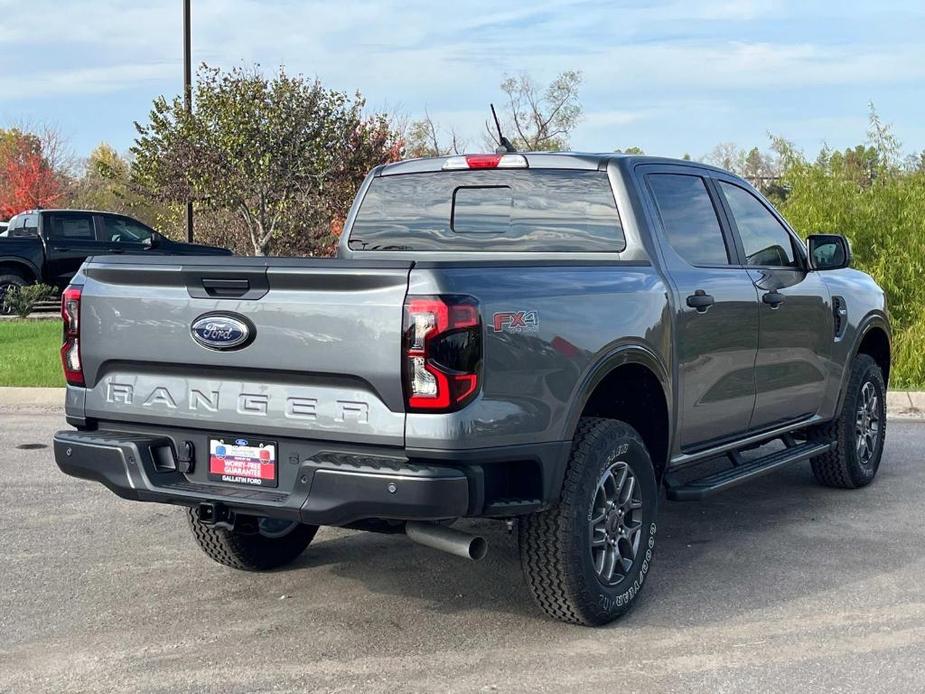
[183,0,194,242]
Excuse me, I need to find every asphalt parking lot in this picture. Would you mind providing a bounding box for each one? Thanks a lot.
[1,412,924,693]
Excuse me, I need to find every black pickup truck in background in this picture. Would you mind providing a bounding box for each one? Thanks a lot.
[0,209,232,309]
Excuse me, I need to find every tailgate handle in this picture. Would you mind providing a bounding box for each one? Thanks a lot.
[201,278,250,298]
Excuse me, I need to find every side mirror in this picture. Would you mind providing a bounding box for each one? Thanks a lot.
[807,234,851,270]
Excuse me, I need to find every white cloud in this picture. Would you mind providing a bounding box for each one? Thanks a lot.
[1,0,923,155]
[0,63,177,99]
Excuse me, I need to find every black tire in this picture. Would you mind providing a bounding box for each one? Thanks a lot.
[519,417,658,626]
[186,509,318,571]
[0,272,27,315]
[809,354,886,489]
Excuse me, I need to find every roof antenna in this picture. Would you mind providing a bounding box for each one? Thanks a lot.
[491,103,517,154]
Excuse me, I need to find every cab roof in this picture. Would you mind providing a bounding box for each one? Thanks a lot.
[377,152,730,177]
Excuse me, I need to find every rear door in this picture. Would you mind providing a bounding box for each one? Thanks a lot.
[76,256,413,447]
[42,211,112,285]
[640,165,760,450]
[713,178,831,429]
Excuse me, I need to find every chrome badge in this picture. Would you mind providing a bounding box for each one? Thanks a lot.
[190,313,253,351]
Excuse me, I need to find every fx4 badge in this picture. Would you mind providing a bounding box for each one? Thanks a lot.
[491,310,539,333]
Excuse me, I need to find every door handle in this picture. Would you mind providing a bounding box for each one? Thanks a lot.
[686,289,715,313]
[762,291,785,308]
[107,248,125,254]
[201,278,250,298]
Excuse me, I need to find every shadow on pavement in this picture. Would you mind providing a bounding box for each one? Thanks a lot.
[282,440,915,628]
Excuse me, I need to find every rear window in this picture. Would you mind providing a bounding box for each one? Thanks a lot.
[46,212,95,240]
[348,170,625,252]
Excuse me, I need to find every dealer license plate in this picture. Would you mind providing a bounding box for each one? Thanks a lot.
[208,436,278,488]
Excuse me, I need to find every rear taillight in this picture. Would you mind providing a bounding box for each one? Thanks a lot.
[403,295,482,412]
[60,285,83,386]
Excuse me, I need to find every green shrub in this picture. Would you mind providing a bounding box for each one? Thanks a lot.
[1,283,59,319]
[776,158,925,388]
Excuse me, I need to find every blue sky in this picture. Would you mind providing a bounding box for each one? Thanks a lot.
[1,0,923,160]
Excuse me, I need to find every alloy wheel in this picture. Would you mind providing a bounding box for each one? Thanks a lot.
[589,461,644,586]
[855,381,881,467]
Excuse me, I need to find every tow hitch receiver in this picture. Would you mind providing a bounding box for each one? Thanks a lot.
[195,503,260,534]
[196,502,235,530]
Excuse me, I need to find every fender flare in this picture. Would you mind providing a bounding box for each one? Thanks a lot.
[835,312,891,415]
[561,342,673,444]
[0,256,40,281]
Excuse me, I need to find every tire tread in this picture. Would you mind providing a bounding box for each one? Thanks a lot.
[186,509,317,571]
[519,417,652,625]
[810,354,886,489]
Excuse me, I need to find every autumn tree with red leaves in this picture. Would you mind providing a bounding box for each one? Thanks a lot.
[0,128,66,220]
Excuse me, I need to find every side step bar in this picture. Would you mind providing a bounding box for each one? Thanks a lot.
[665,441,832,501]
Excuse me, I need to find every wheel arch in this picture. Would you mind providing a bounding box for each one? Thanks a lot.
[0,257,38,283]
[836,313,891,414]
[564,345,672,482]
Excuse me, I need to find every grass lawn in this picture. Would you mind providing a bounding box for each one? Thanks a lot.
[0,320,63,387]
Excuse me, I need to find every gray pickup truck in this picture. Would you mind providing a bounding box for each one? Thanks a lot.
[54,153,890,625]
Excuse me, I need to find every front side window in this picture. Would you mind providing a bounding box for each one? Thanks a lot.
[104,216,154,244]
[46,213,95,240]
[718,182,798,267]
[647,173,729,266]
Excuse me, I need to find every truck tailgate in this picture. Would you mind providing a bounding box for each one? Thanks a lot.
[76,256,412,447]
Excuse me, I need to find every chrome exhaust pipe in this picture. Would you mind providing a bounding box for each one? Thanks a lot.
[405,521,488,561]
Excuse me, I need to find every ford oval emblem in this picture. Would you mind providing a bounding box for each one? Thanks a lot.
[190,313,253,351]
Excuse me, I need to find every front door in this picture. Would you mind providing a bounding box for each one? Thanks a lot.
[641,168,760,450]
[714,179,832,430]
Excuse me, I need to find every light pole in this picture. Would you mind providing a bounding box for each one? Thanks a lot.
[183,0,194,242]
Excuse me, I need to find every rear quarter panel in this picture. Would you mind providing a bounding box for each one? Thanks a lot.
[405,262,671,450]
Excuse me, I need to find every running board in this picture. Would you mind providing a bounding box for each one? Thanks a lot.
[665,441,832,501]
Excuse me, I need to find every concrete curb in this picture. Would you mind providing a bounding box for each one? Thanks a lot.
[0,313,59,321]
[2,387,924,420]
[0,387,65,413]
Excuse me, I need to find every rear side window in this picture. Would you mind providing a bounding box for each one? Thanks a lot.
[46,212,95,240]
[14,214,39,238]
[349,170,624,252]
[647,174,730,266]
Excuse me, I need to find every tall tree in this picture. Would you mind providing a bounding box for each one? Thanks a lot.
[405,110,464,158]
[131,65,402,256]
[704,142,744,174]
[487,70,583,152]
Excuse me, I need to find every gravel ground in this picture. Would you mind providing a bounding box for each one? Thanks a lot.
[1,413,923,693]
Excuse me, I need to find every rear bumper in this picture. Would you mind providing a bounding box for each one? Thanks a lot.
[53,428,567,525]
[54,430,469,526]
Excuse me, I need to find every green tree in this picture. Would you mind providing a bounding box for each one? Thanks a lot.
[131,64,401,256]
[487,71,582,152]
[69,144,170,228]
